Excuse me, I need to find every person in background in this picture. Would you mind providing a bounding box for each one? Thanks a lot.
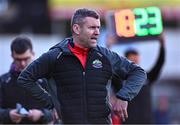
[0,108,53,124]
[105,33,165,124]
[0,36,53,124]
[17,8,147,124]
[153,95,170,124]
[0,80,22,123]
[123,35,165,124]
[0,109,21,123]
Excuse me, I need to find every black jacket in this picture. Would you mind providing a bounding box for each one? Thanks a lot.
[0,109,11,124]
[0,82,11,123]
[0,108,53,124]
[0,64,53,124]
[18,37,147,124]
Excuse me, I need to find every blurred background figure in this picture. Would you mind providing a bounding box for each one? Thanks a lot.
[0,107,53,124]
[0,36,53,124]
[0,81,22,124]
[123,35,165,124]
[104,34,165,124]
[0,108,23,124]
[153,95,170,124]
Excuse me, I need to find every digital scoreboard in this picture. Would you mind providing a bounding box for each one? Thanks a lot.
[107,6,163,42]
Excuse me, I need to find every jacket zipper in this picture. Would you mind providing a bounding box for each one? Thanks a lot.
[82,50,93,123]
[70,54,88,123]
[82,71,87,123]
[70,49,93,123]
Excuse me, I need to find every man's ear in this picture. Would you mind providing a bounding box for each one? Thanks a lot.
[11,54,14,59]
[72,24,80,35]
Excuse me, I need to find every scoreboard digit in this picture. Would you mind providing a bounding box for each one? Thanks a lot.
[114,9,135,37]
[109,6,163,42]
[134,8,149,36]
[146,7,163,35]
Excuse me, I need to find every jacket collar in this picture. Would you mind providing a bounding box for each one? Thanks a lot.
[9,63,20,78]
[50,37,100,54]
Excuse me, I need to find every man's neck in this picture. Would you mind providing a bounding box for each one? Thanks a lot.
[74,42,89,51]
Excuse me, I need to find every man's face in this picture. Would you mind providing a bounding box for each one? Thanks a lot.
[77,17,100,48]
[12,49,34,72]
[127,54,140,64]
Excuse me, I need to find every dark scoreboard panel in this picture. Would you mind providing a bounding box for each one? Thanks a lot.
[107,6,163,43]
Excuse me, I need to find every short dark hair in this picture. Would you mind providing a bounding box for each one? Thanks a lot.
[124,48,139,57]
[11,36,33,54]
[71,8,100,27]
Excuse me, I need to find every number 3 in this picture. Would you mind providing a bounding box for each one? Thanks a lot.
[147,7,163,35]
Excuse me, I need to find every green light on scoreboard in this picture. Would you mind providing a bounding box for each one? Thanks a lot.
[114,6,163,38]
[134,8,149,36]
[146,7,163,35]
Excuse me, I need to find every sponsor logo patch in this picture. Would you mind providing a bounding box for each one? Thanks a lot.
[92,59,102,68]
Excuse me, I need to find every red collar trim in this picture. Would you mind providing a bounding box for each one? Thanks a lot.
[68,42,90,54]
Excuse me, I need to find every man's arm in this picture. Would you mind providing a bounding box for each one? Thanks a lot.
[112,54,147,121]
[99,47,147,121]
[0,81,10,123]
[111,54,147,101]
[28,109,53,124]
[17,49,58,109]
[98,47,147,101]
[148,35,165,84]
[0,108,24,124]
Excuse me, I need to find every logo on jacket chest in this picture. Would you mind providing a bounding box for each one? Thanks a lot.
[92,59,103,68]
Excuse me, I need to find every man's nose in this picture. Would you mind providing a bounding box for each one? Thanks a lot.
[94,28,100,35]
[19,60,27,67]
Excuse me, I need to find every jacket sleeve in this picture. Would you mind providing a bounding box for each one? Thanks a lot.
[101,48,147,101]
[147,42,165,84]
[0,80,11,123]
[17,49,58,109]
[0,108,11,124]
[37,109,53,124]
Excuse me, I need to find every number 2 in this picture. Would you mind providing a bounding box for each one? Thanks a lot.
[134,8,148,36]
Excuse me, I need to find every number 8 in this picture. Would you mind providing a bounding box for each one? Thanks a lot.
[114,9,135,37]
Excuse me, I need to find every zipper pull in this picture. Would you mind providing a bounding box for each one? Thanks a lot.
[83,71,85,76]
[57,51,63,59]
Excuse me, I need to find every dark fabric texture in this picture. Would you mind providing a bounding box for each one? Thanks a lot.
[0,66,53,124]
[17,37,147,124]
[53,47,112,123]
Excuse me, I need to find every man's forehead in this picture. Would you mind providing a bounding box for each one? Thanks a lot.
[83,17,100,25]
[13,49,33,58]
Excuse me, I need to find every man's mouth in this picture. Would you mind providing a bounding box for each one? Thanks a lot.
[91,37,97,41]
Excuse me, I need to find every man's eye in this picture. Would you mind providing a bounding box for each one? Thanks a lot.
[15,58,30,62]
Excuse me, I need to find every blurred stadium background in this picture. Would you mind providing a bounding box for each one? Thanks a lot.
[0,0,180,123]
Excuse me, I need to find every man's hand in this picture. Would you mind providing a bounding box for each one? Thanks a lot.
[158,33,165,46]
[108,87,128,122]
[111,98,128,122]
[28,109,44,122]
[9,109,23,123]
